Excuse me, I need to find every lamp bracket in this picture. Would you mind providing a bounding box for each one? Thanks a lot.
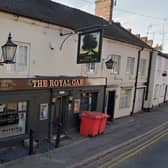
[59,32,75,51]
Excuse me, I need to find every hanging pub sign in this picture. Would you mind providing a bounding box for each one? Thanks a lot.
[77,29,103,64]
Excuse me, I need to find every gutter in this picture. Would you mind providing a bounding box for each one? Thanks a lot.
[131,47,144,116]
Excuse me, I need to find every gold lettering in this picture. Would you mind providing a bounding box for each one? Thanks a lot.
[32,80,38,87]
[66,80,71,86]
[62,80,67,87]
[43,80,48,87]
[71,80,77,86]
[59,80,63,87]
[37,80,43,87]
[76,79,81,86]
[31,79,84,88]
[49,80,55,87]
[54,80,59,87]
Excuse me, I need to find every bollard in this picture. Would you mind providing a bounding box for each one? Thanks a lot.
[55,123,62,148]
[29,129,34,155]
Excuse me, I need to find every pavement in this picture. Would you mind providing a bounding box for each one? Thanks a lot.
[1,104,168,168]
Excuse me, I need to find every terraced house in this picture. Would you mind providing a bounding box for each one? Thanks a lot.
[0,0,151,145]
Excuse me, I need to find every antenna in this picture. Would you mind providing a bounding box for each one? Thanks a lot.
[161,18,167,51]
[146,24,152,37]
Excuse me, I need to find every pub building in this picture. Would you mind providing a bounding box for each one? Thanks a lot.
[0,77,106,145]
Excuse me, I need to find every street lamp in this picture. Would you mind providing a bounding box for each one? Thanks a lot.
[0,32,17,65]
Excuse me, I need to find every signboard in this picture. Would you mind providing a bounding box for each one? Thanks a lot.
[77,29,103,64]
[0,77,106,90]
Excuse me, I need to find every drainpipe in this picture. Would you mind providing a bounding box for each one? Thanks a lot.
[145,50,153,101]
[131,47,144,116]
[102,77,107,113]
[48,88,53,141]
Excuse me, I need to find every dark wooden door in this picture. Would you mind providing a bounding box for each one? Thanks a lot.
[107,91,115,121]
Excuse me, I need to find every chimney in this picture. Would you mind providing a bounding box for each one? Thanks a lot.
[127,28,132,33]
[146,40,153,47]
[135,34,140,38]
[141,36,148,43]
[95,0,113,21]
[154,44,162,52]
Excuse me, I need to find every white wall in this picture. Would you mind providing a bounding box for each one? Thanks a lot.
[144,51,168,108]
[0,12,151,118]
[0,12,82,78]
[85,38,150,118]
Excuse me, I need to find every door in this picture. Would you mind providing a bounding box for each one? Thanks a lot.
[52,95,68,134]
[134,88,144,113]
[107,91,115,121]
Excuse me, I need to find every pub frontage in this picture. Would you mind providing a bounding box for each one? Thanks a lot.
[0,76,106,145]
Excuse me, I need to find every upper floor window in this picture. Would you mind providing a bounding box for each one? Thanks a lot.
[6,43,29,73]
[154,84,159,99]
[86,63,96,73]
[139,59,147,76]
[126,57,135,75]
[111,55,120,74]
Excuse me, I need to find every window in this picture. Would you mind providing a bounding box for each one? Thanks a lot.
[111,55,120,74]
[154,84,159,99]
[6,43,29,73]
[0,101,27,138]
[86,63,96,73]
[80,92,98,111]
[139,59,147,76]
[126,57,135,75]
[161,84,165,97]
[119,89,132,109]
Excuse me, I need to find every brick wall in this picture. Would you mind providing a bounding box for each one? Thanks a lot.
[95,0,113,21]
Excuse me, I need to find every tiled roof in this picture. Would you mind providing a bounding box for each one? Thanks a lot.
[0,0,151,48]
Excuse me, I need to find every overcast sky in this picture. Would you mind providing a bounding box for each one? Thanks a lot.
[53,0,168,52]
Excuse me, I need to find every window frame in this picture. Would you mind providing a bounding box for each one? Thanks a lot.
[111,55,121,74]
[6,42,30,74]
[119,89,132,109]
[126,57,135,75]
[86,63,96,73]
[139,59,147,76]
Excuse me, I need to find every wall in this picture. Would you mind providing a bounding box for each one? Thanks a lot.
[84,38,150,118]
[0,12,82,78]
[144,51,168,109]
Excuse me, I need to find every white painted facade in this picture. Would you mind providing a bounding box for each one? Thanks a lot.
[82,38,151,118]
[144,51,168,109]
[0,12,82,78]
[0,11,151,119]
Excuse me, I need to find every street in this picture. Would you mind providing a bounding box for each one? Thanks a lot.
[116,133,168,168]
[1,105,168,168]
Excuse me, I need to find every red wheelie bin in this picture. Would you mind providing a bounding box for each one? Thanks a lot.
[80,111,102,137]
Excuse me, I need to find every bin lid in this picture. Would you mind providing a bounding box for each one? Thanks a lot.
[81,111,109,119]
[92,112,109,118]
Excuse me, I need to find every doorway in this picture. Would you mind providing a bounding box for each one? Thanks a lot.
[107,91,115,121]
[52,95,68,134]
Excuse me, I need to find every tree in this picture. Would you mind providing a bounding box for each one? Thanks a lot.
[82,34,98,55]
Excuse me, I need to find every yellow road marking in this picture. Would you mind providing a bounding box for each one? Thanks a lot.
[100,129,168,168]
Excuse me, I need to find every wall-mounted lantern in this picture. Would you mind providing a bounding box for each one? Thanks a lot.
[105,58,114,69]
[0,33,17,65]
[162,71,167,77]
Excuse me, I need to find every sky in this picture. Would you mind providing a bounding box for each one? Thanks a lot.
[52,0,168,52]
